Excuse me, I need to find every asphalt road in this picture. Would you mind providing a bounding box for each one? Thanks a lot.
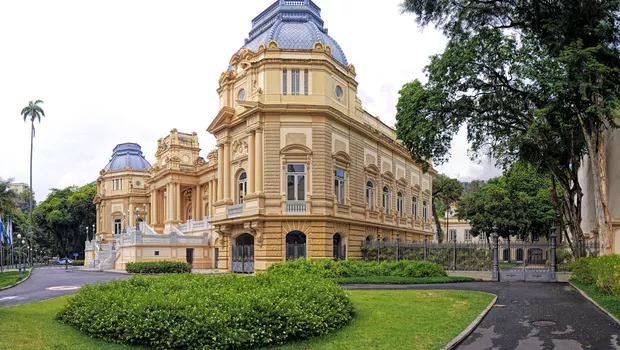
[345,282,620,349]
[0,266,130,306]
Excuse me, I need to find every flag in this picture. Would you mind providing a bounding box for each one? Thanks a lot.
[6,220,12,245]
[0,215,4,244]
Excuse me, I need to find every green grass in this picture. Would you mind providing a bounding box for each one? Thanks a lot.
[335,276,477,284]
[0,290,494,350]
[0,270,30,289]
[499,262,518,269]
[571,279,620,321]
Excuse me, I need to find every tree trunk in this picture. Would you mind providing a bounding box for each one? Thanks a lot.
[432,199,443,243]
[29,120,34,266]
[583,128,614,254]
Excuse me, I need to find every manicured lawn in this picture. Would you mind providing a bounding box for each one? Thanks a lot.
[571,279,620,321]
[0,290,494,350]
[0,270,30,289]
[335,276,477,284]
[267,290,494,350]
[499,262,518,269]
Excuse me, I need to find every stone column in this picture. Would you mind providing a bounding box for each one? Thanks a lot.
[211,180,216,215]
[165,183,172,222]
[255,128,263,193]
[150,188,157,225]
[192,185,198,220]
[197,184,203,219]
[248,131,256,194]
[175,182,181,222]
[223,141,231,201]
[217,146,224,201]
[129,202,135,227]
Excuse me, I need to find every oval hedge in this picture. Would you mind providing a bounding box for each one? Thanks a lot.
[56,274,354,349]
[125,261,192,274]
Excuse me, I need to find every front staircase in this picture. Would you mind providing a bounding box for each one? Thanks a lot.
[91,242,115,271]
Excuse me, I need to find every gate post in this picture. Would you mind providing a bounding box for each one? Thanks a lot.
[376,233,381,262]
[453,238,457,271]
[423,237,427,261]
[550,231,557,282]
[492,232,499,282]
[396,233,400,262]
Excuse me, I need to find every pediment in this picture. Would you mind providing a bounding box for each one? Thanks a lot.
[332,151,351,164]
[382,171,395,181]
[207,107,235,133]
[364,164,379,175]
[280,144,312,155]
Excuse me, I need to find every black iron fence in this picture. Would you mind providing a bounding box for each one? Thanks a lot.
[361,238,600,272]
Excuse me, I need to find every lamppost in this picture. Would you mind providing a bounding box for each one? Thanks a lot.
[86,226,89,242]
[92,224,96,242]
[16,234,23,280]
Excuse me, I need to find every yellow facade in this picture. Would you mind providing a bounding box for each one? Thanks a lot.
[86,0,435,272]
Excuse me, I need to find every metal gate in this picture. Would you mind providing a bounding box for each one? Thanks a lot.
[232,233,254,273]
[492,233,557,282]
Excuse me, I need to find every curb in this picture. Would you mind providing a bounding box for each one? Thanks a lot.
[0,268,34,291]
[568,281,620,325]
[441,293,498,350]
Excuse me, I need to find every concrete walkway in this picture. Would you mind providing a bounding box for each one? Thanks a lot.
[345,282,620,350]
[0,266,129,306]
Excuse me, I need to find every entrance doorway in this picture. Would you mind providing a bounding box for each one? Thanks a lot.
[286,231,306,260]
[186,248,194,265]
[333,233,346,260]
[232,233,254,273]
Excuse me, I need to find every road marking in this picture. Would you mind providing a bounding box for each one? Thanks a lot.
[0,296,18,301]
[45,285,81,291]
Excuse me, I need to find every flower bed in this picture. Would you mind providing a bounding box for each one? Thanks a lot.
[125,261,191,274]
[56,274,354,349]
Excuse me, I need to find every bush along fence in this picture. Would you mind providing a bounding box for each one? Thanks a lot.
[361,235,600,273]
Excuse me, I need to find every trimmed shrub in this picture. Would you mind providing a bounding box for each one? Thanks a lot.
[571,255,620,296]
[125,261,191,274]
[56,274,354,349]
[71,260,85,266]
[266,259,447,278]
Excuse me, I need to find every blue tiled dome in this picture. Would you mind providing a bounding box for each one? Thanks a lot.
[243,0,348,66]
[104,143,151,172]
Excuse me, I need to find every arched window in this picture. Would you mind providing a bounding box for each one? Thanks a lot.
[397,192,404,216]
[286,231,306,260]
[422,200,428,220]
[382,186,390,214]
[232,233,254,273]
[237,171,247,204]
[516,248,524,261]
[412,197,418,219]
[366,181,375,209]
[502,248,510,261]
[334,169,346,204]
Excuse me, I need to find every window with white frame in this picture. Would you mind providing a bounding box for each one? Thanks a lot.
[282,69,288,95]
[286,164,306,201]
[464,229,472,241]
[114,219,121,234]
[304,69,309,95]
[366,180,375,209]
[334,168,345,204]
[382,186,390,214]
[397,192,404,216]
[422,200,428,220]
[113,179,122,191]
[292,69,300,95]
[237,171,247,204]
[412,197,418,219]
[449,229,457,241]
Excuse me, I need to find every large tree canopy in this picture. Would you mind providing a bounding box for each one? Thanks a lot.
[432,174,463,242]
[397,0,620,252]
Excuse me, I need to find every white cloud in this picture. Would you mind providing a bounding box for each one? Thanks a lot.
[0,0,499,201]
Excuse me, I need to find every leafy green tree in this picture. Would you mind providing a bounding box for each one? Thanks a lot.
[432,174,463,242]
[457,164,557,246]
[0,178,17,216]
[397,1,620,252]
[21,99,45,262]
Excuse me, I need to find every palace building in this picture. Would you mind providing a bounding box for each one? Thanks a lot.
[86,0,435,272]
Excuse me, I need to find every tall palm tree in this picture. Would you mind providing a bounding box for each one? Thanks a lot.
[21,100,45,265]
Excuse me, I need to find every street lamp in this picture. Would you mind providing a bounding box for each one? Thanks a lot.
[86,226,89,242]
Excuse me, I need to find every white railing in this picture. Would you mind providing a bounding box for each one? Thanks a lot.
[227,204,244,218]
[171,225,185,236]
[286,201,307,214]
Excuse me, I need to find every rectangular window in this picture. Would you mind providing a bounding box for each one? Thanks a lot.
[154,251,160,256]
[382,188,390,214]
[422,201,428,220]
[114,219,122,234]
[286,164,306,201]
[464,229,471,241]
[412,197,418,219]
[397,195,403,216]
[304,69,309,95]
[292,69,300,95]
[449,229,457,241]
[366,182,375,210]
[282,69,288,95]
[334,169,345,204]
[113,179,122,191]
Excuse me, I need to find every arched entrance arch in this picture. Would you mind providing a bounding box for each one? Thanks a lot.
[232,233,254,273]
[333,233,347,260]
[286,230,306,260]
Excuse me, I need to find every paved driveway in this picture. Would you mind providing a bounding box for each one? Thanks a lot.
[0,266,130,306]
[345,282,620,350]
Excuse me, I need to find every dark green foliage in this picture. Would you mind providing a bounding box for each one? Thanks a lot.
[432,174,464,242]
[266,259,447,278]
[71,260,84,267]
[56,274,354,349]
[125,261,191,274]
[334,276,476,284]
[571,256,596,284]
[360,244,492,270]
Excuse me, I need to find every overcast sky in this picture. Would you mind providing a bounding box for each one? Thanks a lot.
[0,0,501,202]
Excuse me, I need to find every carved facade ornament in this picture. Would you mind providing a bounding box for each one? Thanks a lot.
[267,40,279,49]
[232,140,248,159]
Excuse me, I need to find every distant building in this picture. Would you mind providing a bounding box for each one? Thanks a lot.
[8,182,29,195]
